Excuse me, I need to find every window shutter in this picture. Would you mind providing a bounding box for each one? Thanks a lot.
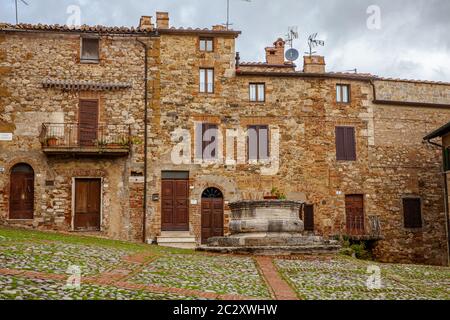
[195,123,203,160]
[403,198,423,228]
[345,127,356,161]
[336,127,346,160]
[248,126,258,161]
[304,205,315,231]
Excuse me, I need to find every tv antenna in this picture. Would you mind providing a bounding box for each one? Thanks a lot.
[305,33,325,56]
[224,0,251,30]
[14,0,29,24]
[285,26,299,48]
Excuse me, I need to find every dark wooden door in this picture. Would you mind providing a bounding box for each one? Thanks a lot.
[9,165,34,220]
[74,179,101,231]
[345,195,365,235]
[303,204,315,232]
[79,100,99,146]
[201,198,224,244]
[161,179,189,231]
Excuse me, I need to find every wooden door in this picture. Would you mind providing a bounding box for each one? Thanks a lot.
[9,164,34,220]
[79,100,99,146]
[345,195,365,235]
[74,179,101,231]
[303,204,314,232]
[161,179,189,231]
[201,188,224,244]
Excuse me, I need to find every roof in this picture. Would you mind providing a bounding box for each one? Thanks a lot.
[0,23,241,37]
[239,62,296,68]
[0,23,155,35]
[424,122,450,140]
[236,69,376,81]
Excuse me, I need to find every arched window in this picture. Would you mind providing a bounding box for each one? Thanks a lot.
[202,187,223,199]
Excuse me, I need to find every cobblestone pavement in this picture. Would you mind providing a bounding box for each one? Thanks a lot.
[0,275,197,300]
[275,257,450,300]
[0,228,449,300]
[129,254,272,299]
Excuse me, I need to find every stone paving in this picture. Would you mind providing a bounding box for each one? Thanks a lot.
[129,254,271,299]
[0,227,449,301]
[275,257,450,300]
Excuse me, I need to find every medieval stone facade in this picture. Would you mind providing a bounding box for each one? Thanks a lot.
[1,12,449,265]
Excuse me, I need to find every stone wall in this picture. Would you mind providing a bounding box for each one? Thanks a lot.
[0,31,155,241]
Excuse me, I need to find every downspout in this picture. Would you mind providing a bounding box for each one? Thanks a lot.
[137,39,149,244]
[426,139,450,265]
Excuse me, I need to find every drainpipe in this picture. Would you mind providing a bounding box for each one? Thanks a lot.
[425,139,450,266]
[137,39,149,244]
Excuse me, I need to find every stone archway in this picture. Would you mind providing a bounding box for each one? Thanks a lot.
[201,187,224,244]
[9,163,35,220]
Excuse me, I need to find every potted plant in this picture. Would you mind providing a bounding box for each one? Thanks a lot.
[264,187,287,200]
[46,136,58,147]
[95,139,108,148]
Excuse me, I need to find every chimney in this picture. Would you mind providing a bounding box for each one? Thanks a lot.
[212,25,227,31]
[303,55,326,73]
[139,16,153,31]
[156,12,170,29]
[265,38,286,65]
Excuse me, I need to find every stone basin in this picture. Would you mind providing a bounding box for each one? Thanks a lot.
[199,200,341,256]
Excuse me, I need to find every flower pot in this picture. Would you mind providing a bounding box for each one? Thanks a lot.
[47,138,58,147]
[263,196,279,200]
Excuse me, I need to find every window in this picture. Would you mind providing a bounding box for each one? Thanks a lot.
[195,123,218,160]
[403,198,423,228]
[336,84,350,103]
[199,68,214,93]
[335,127,356,161]
[249,83,265,102]
[199,38,214,52]
[444,147,450,172]
[248,125,269,161]
[81,38,100,62]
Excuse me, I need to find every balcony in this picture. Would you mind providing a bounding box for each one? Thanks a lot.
[40,123,131,157]
[346,216,383,241]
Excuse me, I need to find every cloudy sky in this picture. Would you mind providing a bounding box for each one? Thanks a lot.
[1,0,449,81]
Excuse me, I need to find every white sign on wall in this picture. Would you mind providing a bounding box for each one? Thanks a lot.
[0,133,13,141]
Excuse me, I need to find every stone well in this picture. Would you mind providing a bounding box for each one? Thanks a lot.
[198,200,341,255]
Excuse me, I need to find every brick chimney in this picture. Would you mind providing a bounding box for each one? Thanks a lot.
[156,12,170,29]
[303,55,326,73]
[139,16,153,31]
[265,38,286,65]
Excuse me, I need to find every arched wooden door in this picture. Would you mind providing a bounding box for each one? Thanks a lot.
[201,188,224,244]
[9,163,34,220]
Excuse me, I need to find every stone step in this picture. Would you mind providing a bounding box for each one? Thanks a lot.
[157,232,197,250]
[197,245,342,256]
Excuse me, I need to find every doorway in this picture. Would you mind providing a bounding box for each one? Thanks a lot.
[74,178,101,231]
[201,188,224,244]
[79,99,99,146]
[9,163,34,220]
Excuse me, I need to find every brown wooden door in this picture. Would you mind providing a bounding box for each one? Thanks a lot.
[74,179,101,231]
[345,195,365,235]
[303,204,315,232]
[9,164,34,220]
[201,198,224,244]
[79,100,99,146]
[161,179,189,231]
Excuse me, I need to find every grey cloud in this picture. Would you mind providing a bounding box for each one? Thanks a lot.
[1,0,449,81]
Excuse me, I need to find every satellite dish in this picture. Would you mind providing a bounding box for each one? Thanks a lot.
[285,48,299,62]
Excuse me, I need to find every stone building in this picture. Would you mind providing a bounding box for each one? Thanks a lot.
[1,12,449,265]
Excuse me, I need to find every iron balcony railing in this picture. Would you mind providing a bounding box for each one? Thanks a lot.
[346,215,382,239]
[41,123,132,149]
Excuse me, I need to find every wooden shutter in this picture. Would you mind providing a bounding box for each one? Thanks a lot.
[403,198,422,228]
[336,127,356,161]
[202,123,218,160]
[304,205,314,232]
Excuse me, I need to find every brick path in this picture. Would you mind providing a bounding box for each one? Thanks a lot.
[0,253,263,301]
[255,257,299,300]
